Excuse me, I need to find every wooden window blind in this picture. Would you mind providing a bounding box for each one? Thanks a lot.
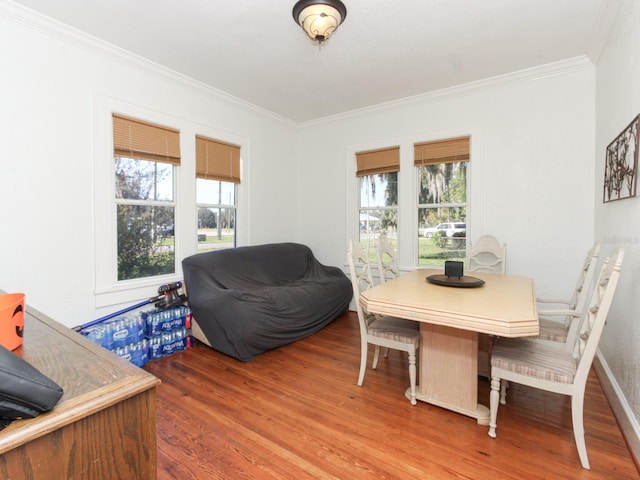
[414,136,470,166]
[112,114,181,165]
[196,136,241,183]
[355,146,400,177]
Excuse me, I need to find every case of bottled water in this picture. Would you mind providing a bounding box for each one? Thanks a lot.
[79,304,192,367]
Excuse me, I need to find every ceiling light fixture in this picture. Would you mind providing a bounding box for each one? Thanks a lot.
[292,0,347,45]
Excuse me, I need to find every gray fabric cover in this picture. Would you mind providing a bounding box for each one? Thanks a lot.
[182,243,352,361]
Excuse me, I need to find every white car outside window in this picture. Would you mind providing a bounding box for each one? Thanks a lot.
[423,222,466,238]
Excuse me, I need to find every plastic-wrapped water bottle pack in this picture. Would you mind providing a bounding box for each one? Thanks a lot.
[79,305,192,367]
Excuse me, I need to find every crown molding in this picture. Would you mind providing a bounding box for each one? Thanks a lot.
[0,0,298,128]
[300,56,595,128]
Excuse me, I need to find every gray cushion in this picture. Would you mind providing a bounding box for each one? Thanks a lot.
[491,338,576,383]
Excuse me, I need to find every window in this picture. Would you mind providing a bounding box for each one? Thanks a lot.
[416,136,469,266]
[195,136,240,252]
[96,97,249,308]
[112,114,180,281]
[356,146,399,260]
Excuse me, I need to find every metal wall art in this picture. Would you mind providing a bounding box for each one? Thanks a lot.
[603,114,639,203]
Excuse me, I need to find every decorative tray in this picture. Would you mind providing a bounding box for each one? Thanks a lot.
[426,274,485,288]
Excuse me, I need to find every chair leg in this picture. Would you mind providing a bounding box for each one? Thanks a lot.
[500,380,508,405]
[572,391,590,469]
[372,345,381,370]
[488,376,500,438]
[383,347,389,358]
[408,349,417,405]
[357,340,368,386]
[486,335,496,380]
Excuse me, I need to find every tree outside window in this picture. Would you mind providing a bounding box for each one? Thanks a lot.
[194,135,240,253]
[115,157,175,280]
[112,114,180,282]
[415,136,469,266]
[359,171,398,262]
[355,146,399,263]
[196,178,236,252]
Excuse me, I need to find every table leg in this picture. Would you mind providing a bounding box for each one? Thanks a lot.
[410,323,489,425]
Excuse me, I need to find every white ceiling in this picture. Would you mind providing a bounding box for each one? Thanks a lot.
[11,0,616,123]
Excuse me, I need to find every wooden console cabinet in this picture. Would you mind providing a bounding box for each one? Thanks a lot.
[0,303,160,479]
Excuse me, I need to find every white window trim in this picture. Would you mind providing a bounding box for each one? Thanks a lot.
[93,93,249,308]
[346,125,484,272]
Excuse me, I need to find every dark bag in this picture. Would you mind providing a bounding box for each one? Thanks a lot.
[0,344,64,430]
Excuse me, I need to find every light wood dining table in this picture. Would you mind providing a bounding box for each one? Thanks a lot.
[359,268,538,425]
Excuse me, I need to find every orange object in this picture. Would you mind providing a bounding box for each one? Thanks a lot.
[0,293,25,350]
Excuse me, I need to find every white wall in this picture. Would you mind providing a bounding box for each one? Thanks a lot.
[595,0,640,425]
[296,62,596,302]
[0,5,299,326]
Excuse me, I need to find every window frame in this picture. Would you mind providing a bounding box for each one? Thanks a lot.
[114,159,178,280]
[357,171,399,261]
[416,158,469,266]
[94,94,248,308]
[112,114,180,281]
[346,126,484,274]
[356,146,400,260]
[196,178,238,252]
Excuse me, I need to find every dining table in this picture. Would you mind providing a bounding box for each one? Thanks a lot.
[359,268,538,425]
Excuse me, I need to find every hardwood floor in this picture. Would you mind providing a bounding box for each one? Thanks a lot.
[144,311,639,479]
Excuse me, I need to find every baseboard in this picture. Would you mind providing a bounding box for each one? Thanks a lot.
[594,352,640,471]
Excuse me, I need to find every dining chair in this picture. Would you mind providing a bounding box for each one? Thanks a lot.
[375,233,400,359]
[375,233,399,284]
[468,234,507,376]
[467,234,507,274]
[487,248,624,469]
[535,242,601,344]
[347,238,420,405]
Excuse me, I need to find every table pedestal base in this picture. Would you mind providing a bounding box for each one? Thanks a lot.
[405,388,490,425]
[414,323,489,425]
